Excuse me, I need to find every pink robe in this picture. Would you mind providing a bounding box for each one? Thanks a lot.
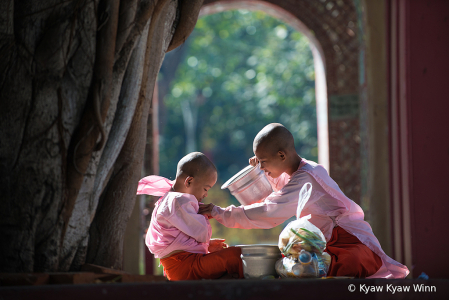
[212,159,409,279]
[137,176,212,258]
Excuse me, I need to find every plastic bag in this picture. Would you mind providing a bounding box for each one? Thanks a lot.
[276,183,331,278]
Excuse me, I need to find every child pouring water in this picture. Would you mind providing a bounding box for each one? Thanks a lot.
[199,124,409,278]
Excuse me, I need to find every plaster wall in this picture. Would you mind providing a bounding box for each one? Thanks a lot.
[404,0,449,278]
[362,0,391,257]
[388,0,449,278]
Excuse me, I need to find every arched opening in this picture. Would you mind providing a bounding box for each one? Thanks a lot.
[147,9,326,274]
[138,0,364,275]
[146,5,328,274]
[201,1,329,171]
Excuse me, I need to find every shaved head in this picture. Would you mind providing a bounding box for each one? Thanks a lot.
[176,152,216,179]
[253,123,295,155]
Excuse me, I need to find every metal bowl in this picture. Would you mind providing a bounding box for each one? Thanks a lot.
[221,165,273,206]
[237,244,282,279]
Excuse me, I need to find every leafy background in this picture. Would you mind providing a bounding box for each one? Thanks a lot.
[151,10,317,269]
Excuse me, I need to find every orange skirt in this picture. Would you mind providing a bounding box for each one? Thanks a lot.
[324,226,382,278]
[160,247,244,281]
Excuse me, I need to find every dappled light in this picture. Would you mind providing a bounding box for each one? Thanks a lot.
[151,9,317,261]
[159,9,317,182]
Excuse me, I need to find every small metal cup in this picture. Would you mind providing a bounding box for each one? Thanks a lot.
[238,244,282,279]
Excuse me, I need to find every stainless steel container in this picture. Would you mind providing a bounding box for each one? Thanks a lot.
[238,244,282,279]
[221,165,272,206]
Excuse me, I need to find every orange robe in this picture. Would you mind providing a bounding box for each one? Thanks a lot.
[160,247,244,281]
[325,226,382,278]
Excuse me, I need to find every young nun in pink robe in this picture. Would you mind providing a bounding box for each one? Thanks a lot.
[138,152,243,280]
[199,124,409,279]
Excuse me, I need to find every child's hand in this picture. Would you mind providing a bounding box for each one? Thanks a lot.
[208,238,228,253]
[249,156,259,167]
[198,203,215,219]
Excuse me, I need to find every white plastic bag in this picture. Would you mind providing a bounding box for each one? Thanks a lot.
[276,183,331,278]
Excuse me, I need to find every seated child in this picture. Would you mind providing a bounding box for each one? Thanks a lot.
[137,152,243,280]
[199,124,409,279]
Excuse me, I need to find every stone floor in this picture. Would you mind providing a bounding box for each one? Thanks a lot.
[1,278,448,300]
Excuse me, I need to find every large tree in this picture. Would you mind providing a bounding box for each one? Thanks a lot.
[0,0,203,272]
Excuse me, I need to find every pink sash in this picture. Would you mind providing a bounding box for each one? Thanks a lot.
[137,175,174,196]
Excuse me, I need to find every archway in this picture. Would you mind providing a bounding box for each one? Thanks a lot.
[136,0,363,275]
[203,0,362,203]
[148,7,320,275]
[201,1,329,172]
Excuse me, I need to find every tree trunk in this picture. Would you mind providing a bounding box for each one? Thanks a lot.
[86,0,177,270]
[0,0,204,272]
[158,37,191,132]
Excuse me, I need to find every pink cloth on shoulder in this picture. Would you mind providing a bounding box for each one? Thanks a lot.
[137,175,174,196]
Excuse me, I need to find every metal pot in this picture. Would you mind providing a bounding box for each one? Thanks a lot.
[221,165,272,206]
[238,244,282,279]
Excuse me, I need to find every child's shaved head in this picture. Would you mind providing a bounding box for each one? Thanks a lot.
[176,152,217,179]
[253,123,296,155]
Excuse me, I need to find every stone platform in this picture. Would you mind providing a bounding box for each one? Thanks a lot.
[1,278,448,300]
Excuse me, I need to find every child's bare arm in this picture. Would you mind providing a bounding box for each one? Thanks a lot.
[198,203,215,219]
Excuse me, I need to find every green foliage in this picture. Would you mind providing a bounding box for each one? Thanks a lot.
[157,9,317,245]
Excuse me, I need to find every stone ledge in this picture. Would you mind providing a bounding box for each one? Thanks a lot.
[0,264,167,286]
[0,278,448,300]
